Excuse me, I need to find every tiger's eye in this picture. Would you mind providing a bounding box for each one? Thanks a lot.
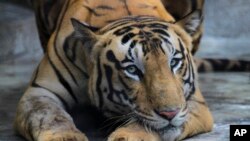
[126,66,137,74]
[170,59,177,66]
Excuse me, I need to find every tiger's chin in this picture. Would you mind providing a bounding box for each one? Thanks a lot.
[135,114,187,141]
[141,122,183,141]
[149,123,183,141]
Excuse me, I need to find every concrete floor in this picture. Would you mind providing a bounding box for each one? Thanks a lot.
[0,1,250,141]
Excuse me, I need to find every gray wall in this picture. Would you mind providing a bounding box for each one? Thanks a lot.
[197,0,250,60]
[204,0,250,38]
[0,2,42,64]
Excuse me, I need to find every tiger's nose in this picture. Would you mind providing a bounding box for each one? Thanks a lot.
[156,108,180,120]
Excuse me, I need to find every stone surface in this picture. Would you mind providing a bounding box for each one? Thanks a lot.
[204,0,250,38]
[0,3,42,64]
[185,73,250,141]
[0,1,250,141]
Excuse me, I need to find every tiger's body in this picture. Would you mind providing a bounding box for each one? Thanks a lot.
[15,0,217,141]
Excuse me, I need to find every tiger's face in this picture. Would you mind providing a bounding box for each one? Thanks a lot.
[72,13,201,132]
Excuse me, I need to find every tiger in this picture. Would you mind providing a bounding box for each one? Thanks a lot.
[13,0,249,141]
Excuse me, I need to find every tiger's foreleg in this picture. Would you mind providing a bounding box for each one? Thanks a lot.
[14,88,88,141]
[108,123,161,141]
[14,57,88,141]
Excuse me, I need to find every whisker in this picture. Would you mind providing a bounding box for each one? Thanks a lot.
[99,112,136,130]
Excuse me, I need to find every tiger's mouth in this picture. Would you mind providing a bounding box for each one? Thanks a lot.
[133,106,188,133]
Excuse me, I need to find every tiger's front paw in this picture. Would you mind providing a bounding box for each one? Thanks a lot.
[38,130,88,141]
[107,125,160,141]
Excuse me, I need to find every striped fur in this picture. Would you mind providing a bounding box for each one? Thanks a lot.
[161,0,205,55]
[16,0,250,141]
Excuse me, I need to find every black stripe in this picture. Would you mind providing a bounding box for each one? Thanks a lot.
[138,4,157,10]
[104,19,132,31]
[71,38,78,62]
[191,0,197,11]
[105,18,143,33]
[32,83,70,111]
[151,38,165,55]
[54,39,79,87]
[96,57,104,108]
[121,32,136,44]
[118,75,131,91]
[104,65,128,106]
[37,118,44,137]
[53,0,80,87]
[152,29,170,37]
[35,11,50,51]
[32,65,40,84]
[106,50,122,70]
[96,5,114,10]
[121,56,133,64]
[141,40,149,56]
[130,40,137,48]
[63,35,89,78]
[102,16,164,33]
[48,56,78,103]
[113,26,133,36]
[185,54,196,100]
[190,56,195,81]
[83,5,104,16]
[178,39,186,59]
[120,0,132,15]
[43,0,58,29]
[27,119,35,141]
[128,45,135,60]
[148,23,169,29]
[160,35,172,45]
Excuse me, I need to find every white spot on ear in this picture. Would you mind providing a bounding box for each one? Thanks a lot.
[185,17,201,35]
[176,10,202,36]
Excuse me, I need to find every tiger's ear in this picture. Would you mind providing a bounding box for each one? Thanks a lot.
[175,10,203,36]
[71,18,99,53]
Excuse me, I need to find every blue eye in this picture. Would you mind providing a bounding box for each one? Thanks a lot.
[124,65,143,81]
[170,59,178,67]
[170,58,183,73]
[125,65,137,74]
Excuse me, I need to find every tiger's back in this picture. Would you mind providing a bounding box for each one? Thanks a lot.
[31,0,204,54]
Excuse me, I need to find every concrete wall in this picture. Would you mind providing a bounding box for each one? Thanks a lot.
[204,0,250,38]
[0,3,42,64]
[198,0,250,60]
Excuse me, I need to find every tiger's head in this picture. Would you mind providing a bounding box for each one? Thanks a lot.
[71,10,202,133]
